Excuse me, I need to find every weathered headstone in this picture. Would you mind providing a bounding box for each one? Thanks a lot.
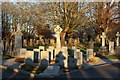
[14,24,23,57]
[109,41,115,54]
[88,40,94,49]
[50,39,55,46]
[74,39,78,46]
[23,39,27,47]
[86,49,94,61]
[25,58,33,65]
[30,39,33,46]
[116,32,120,46]
[36,40,39,46]
[74,49,83,66]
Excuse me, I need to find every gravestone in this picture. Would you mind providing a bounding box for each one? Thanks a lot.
[23,39,27,47]
[99,32,107,54]
[54,25,62,49]
[86,49,94,61]
[50,39,55,46]
[49,46,55,49]
[14,24,23,57]
[74,39,78,46]
[25,51,34,60]
[61,46,68,68]
[100,32,106,47]
[19,48,26,58]
[72,46,77,50]
[39,46,45,52]
[88,40,94,49]
[74,49,83,66]
[40,51,49,61]
[25,58,33,65]
[55,51,66,68]
[30,39,33,46]
[68,57,77,68]
[109,41,115,54]
[36,40,39,46]
[116,32,120,47]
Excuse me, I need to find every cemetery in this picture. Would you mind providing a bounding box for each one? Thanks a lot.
[0,1,120,79]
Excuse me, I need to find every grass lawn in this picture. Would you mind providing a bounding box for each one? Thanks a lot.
[2,55,13,60]
[97,55,120,60]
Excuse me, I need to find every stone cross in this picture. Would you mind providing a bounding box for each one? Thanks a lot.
[116,32,120,46]
[100,32,106,47]
[54,25,62,49]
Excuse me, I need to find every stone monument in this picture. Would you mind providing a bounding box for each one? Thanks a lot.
[99,32,107,55]
[54,25,62,49]
[116,32,120,47]
[109,41,115,54]
[54,25,63,56]
[115,32,120,54]
[14,24,23,57]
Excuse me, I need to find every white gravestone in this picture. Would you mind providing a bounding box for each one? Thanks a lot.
[54,25,62,49]
[14,24,23,56]
[86,49,94,61]
[116,32,120,46]
[100,32,106,47]
[19,48,26,58]
[74,49,83,66]
[25,51,34,60]
[61,46,68,68]
[41,51,49,61]
[49,46,55,49]
[39,46,45,51]
[109,41,115,53]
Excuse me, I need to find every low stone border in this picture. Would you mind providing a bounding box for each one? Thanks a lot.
[0,65,59,78]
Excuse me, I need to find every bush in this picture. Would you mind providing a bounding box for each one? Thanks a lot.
[15,58,25,63]
[89,57,99,62]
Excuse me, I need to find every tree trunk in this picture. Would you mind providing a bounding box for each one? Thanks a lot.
[60,32,66,47]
